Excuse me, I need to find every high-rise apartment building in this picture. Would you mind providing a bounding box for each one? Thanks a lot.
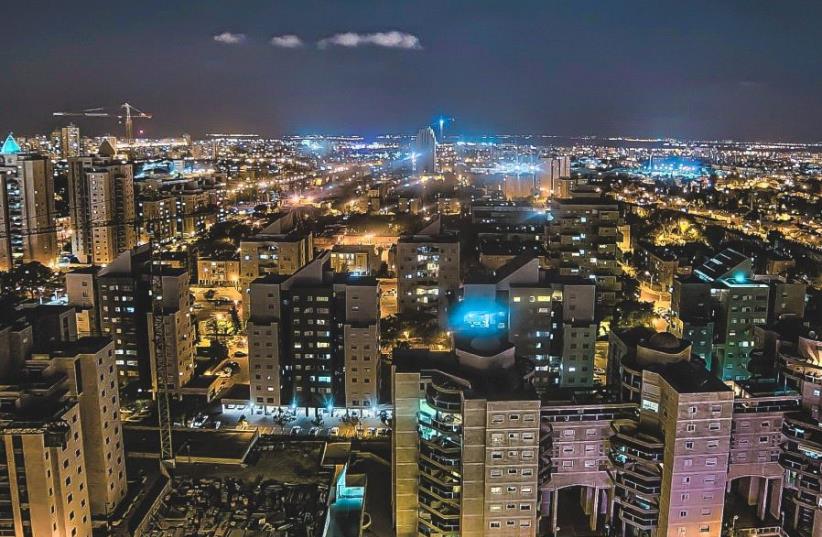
[66,245,194,390]
[414,126,437,174]
[0,304,128,534]
[0,393,91,537]
[240,212,314,318]
[0,172,12,271]
[458,255,597,390]
[689,249,769,380]
[60,124,81,159]
[396,218,460,317]
[137,195,178,244]
[147,267,196,394]
[68,156,136,264]
[391,340,540,537]
[0,142,58,267]
[31,338,128,517]
[670,275,715,363]
[610,334,734,537]
[546,184,623,305]
[247,252,380,412]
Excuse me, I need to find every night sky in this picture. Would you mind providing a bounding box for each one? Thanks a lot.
[2,0,820,140]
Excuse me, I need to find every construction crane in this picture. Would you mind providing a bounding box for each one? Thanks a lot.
[53,102,152,143]
[150,250,175,469]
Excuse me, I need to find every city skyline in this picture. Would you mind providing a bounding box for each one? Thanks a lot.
[1,0,821,140]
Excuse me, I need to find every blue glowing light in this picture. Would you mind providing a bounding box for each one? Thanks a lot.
[643,156,708,180]
[336,465,364,500]
[449,297,508,335]
[733,272,747,284]
[1,133,21,155]
[491,161,542,176]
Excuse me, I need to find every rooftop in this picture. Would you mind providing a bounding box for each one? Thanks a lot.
[393,348,537,402]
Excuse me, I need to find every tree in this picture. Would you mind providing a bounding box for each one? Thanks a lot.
[614,300,658,329]
[380,315,402,346]
[0,262,54,300]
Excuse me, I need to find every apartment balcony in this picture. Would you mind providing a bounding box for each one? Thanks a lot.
[418,478,461,505]
[419,495,460,519]
[419,412,462,436]
[779,448,822,477]
[417,518,459,537]
[613,471,662,497]
[420,443,461,470]
[418,463,460,488]
[425,383,462,413]
[614,497,659,531]
[610,420,664,464]
[783,488,818,511]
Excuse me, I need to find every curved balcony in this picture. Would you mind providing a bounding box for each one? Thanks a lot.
[426,383,462,413]
[418,518,460,537]
[610,420,664,464]
[782,488,818,512]
[418,478,461,505]
[420,443,461,470]
[617,507,659,532]
[419,496,460,519]
[613,471,662,497]
[419,463,460,488]
[419,412,462,436]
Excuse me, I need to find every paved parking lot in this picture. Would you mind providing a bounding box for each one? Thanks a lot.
[219,406,391,438]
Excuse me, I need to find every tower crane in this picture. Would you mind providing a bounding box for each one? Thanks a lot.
[53,102,152,144]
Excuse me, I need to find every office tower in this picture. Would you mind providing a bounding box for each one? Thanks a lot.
[240,212,314,318]
[137,195,177,244]
[60,124,81,158]
[147,266,196,394]
[67,245,194,389]
[32,338,127,517]
[391,339,540,537]
[537,156,571,198]
[546,184,623,305]
[0,142,59,267]
[396,218,460,317]
[247,252,380,412]
[610,333,733,537]
[414,126,437,174]
[68,156,136,265]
